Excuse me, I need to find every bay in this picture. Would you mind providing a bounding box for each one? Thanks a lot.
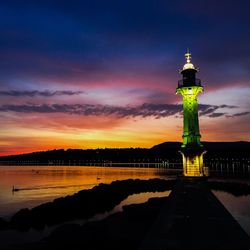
[0,165,249,235]
[0,165,171,218]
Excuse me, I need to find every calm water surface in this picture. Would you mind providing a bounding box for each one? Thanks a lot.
[0,166,249,235]
[0,165,170,218]
[213,190,250,235]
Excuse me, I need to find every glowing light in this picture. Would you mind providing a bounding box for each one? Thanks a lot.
[183,62,195,70]
[183,49,196,70]
[176,86,203,146]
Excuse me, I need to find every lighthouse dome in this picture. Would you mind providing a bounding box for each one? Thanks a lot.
[183,62,195,70]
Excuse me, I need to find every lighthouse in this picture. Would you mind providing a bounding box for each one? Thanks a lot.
[176,51,206,177]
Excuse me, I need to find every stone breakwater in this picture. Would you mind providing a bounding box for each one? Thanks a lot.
[1,178,175,231]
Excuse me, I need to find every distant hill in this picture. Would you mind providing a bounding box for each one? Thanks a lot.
[0,141,249,165]
[152,141,250,158]
[151,142,181,150]
[152,141,250,153]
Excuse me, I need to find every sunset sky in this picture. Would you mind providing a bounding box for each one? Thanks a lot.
[0,0,250,156]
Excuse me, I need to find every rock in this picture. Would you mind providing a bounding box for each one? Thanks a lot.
[0,217,8,230]
[10,179,175,230]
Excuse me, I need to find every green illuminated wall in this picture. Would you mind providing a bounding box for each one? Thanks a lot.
[176,85,203,148]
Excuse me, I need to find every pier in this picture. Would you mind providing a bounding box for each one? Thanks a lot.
[139,178,250,250]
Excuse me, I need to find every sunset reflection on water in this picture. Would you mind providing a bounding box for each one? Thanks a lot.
[0,166,170,218]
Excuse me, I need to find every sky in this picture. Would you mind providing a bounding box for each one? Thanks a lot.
[0,0,250,156]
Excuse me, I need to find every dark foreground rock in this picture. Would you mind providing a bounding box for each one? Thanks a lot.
[0,217,8,230]
[9,178,175,230]
[10,197,169,250]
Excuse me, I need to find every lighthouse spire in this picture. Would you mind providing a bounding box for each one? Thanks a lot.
[182,49,196,71]
[185,49,191,63]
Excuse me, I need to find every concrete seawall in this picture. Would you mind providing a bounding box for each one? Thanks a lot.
[139,177,250,250]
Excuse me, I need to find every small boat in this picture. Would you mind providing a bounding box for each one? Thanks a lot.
[97,177,101,180]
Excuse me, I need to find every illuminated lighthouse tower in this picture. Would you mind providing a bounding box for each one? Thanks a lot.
[176,51,206,177]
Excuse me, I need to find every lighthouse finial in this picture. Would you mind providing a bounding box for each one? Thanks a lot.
[185,49,191,63]
[181,49,196,71]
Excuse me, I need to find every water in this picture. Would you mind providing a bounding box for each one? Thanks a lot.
[0,166,249,235]
[86,190,171,223]
[213,190,250,235]
[0,165,170,218]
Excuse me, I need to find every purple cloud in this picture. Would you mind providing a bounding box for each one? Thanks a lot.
[0,103,238,119]
[0,90,84,97]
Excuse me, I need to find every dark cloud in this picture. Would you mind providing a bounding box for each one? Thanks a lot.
[0,90,84,97]
[0,103,236,119]
[227,111,250,118]
[208,113,226,118]
[218,104,238,109]
[0,103,182,118]
[199,106,218,116]
[199,104,238,116]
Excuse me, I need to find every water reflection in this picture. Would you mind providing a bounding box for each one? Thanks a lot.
[0,166,171,218]
[213,190,250,235]
[88,190,171,222]
[1,165,249,237]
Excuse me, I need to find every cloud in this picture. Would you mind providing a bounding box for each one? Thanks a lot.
[199,104,237,116]
[227,111,250,118]
[0,102,237,119]
[208,112,226,118]
[0,103,181,118]
[218,104,238,109]
[0,90,84,97]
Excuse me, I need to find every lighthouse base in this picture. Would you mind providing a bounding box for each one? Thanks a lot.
[180,150,206,177]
